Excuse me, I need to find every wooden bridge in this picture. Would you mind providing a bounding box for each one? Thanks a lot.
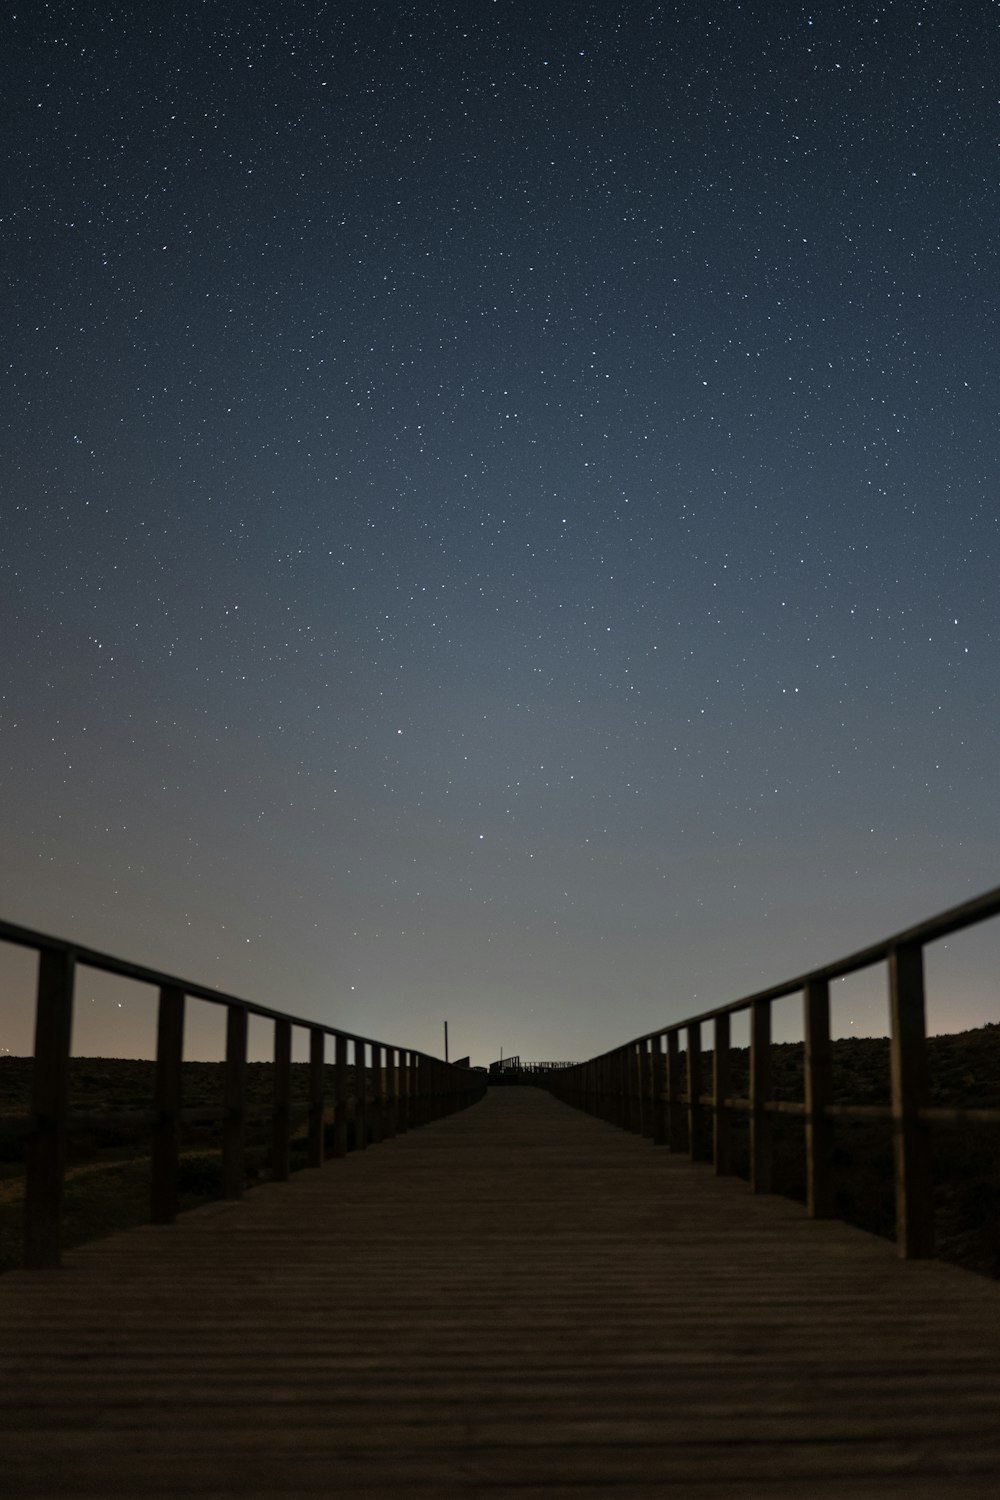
[2,888,1000,1496]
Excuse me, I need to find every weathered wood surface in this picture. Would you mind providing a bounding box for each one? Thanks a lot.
[2,1086,1000,1498]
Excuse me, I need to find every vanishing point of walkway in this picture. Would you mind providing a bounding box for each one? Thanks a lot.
[3,1086,1000,1498]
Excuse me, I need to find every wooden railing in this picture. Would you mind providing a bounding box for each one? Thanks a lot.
[0,917,485,1269]
[545,884,1000,1259]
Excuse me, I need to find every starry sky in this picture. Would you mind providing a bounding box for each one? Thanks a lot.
[2,2,998,1064]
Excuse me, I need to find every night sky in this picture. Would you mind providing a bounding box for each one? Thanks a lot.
[3,2,998,1064]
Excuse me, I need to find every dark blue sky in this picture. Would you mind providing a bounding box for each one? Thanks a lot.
[2,2,998,1062]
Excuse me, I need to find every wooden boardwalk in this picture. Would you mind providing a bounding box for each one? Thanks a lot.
[3,1086,1000,1498]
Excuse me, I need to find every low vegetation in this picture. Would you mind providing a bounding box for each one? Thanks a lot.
[689,1023,1000,1279]
[1,1027,998,1277]
[0,1060,358,1274]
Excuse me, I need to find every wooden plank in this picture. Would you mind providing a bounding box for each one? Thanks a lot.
[24,946,75,1268]
[3,1087,1000,1499]
[151,984,185,1222]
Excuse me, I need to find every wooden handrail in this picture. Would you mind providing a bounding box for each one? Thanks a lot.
[3,920,485,1268]
[544,882,1000,1260]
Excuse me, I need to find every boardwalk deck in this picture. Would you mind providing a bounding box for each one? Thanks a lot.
[2,1085,1000,1498]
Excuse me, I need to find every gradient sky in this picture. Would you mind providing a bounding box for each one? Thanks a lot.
[2,2,998,1064]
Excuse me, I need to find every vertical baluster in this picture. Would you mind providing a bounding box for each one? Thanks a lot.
[804,979,833,1216]
[641,1040,655,1137]
[271,1017,292,1182]
[687,1023,707,1160]
[222,1005,247,1199]
[750,998,773,1193]
[354,1040,368,1149]
[25,947,75,1269]
[332,1032,349,1157]
[633,1042,645,1135]
[889,943,933,1258]
[397,1048,410,1133]
[652,1036,667,1145]
[370,1044,380,1134]
[713,1012,732,1174]
[412,1053,423,1127]
[308,1027,325,1167]
[384,1046,397,1139]
[634,1043,644,1132]
[151,984,185,1222]
[667,1031,684,1150]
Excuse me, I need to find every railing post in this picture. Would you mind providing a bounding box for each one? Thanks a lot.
[713,1012,732,1174]
[889,943,934,1258]
[354,1041,368,1149]
[222,1004,247,1200]
[271,1017,292,1182]
[308,1027,325,1167]
[414,1051,424,1121]
[151,984,185,1222]
[384,1046,397,1139]
[666,1031,684,1149]
[25,947,75,1269]
[687,1023,707,1160]
[332,1032,349,1156]
[750,998,773,1193]
[370,1042,383,1143]
[397,1048,410,1133]
[652,1036,667,1145]
[641,1040,655,1138]
[804,979,834,1217]
[632,1042,645,1135]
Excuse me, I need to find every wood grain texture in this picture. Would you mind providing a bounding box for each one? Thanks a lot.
[2,1085,1000,1498]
